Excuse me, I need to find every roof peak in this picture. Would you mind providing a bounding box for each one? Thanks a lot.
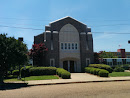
[49,16,86,26]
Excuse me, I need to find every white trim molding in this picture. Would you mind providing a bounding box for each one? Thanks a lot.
[53,31,58,33]
[80,32,86,35]
[87,32,92,34]
[46,31,51,33]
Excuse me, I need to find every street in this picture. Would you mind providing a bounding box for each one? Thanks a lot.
[0,81,130,98]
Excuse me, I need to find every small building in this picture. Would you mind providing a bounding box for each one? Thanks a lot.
[34,16,94,72]
[101,58,130,67]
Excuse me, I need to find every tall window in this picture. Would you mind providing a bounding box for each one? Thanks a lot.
[50,59,55,67]
[72,43,74,49]
[75,43,78,49]
[61,43,63,49]
[51,40,53,50]
[65,43,67,49]
[60,43,78,50]
[86,58,90,67]
[68,43,71,49]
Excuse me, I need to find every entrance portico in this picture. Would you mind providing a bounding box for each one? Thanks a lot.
[63,60,75,72]
[60,57,81,72]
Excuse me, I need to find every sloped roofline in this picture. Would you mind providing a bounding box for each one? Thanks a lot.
[49,16,86,26]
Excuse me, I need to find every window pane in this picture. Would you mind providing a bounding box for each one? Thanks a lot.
[75,43,77,49]
[51,60,53,66]
[72,43,74,49]
[65,43,67,49]
[61,43,63,49]
[68,43,70,49]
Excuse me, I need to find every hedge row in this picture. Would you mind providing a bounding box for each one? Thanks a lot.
[89,64,113,73]
[21,66,33,77]
[12,70,19,76]
[85,67,109,77]
[56,68,71,79]
[29,67,57,76]
[114,67,124,72]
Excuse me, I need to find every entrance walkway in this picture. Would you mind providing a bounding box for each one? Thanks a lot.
[27,73,130,85]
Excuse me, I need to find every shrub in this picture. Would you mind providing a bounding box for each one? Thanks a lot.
[85,67,92,73]
[21,66,33,77]
[61,71,71,79]
[12,70,19,76]
[95,68,102,75]
[56,68,71,79]
[114,67,124,72]
[122,64,130,70]
[85,67,109,77]
[98,70,109,77]
[90,68,95,74]
[89,64,113,73]
[29,67,57,76]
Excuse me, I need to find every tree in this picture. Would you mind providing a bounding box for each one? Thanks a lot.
[99,51,117,58]
[0,34,28,84]
[98,51,118,64]
[28,43,48,66]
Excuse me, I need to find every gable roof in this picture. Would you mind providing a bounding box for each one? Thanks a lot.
[49,16,86,26]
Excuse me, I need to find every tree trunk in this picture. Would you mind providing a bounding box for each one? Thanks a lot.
[0,74,4,85]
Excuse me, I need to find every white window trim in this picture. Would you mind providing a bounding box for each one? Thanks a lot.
[50,59,55,67]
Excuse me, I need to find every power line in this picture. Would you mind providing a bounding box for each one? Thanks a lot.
[92,32,130,34]
[90,24,130,27]
[0,17,130,22]
[0,17,52,21]
[0,24,130,35]
[0,25,43,30]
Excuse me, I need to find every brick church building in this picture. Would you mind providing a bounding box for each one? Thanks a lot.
[34,16,94,72]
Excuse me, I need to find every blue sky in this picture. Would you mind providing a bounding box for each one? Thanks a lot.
[0,0,130,52]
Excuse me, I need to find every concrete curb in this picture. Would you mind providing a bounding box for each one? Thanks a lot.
[28,79,130,86]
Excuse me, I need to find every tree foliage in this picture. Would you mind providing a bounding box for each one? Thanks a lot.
[99,51,118,58]
[28,43,48,66]
[0,34,28,83]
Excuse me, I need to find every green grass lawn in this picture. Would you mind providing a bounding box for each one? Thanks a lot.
[4,75,59,82]
[109,72,130,77]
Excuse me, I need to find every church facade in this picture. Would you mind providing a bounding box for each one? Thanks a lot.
[34,16,94,72]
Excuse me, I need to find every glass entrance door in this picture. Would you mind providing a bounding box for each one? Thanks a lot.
[63,60,75,72]
[63,61,68,71]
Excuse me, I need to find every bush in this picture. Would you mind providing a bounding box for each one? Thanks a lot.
[85,67,92,73]
[85,67,109,77]
[122,64,130,70]
[90,68,95,74]
[114,67,124,72]
[57,68,71,79]
[61,71,71,79]
[21,66,33,77]
[95,68,102,75]
[12,70,19,76]
[89,64,113,73]
[29,67,57,76]
[98,70,109,77]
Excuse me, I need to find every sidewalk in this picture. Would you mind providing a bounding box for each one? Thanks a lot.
[27,73,130,86]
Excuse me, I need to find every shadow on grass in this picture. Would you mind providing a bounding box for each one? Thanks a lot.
[0,83,28,90]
